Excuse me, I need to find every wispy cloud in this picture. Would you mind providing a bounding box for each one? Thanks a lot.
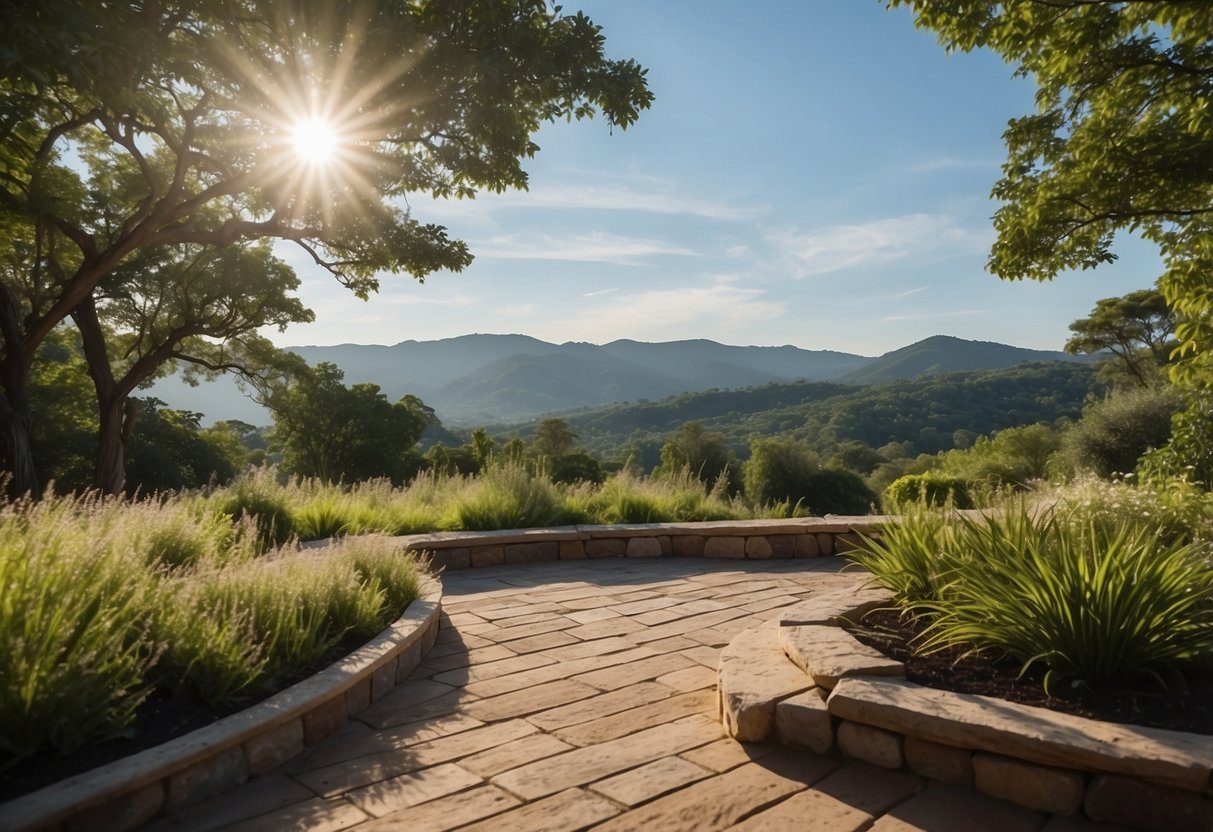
[881,308,988,322]
[409,181,763,223]
[861,286,930,303]
[474,232,699,265]
[770,214,992,276]
[582,287,619,297]
[907,156,1002,174]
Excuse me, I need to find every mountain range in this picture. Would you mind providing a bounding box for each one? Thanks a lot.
[148,334,1083,426]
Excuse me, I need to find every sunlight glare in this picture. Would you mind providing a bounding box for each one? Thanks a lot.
[291,117,338,163]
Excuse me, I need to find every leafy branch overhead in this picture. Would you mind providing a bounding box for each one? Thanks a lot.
[0,0,652,494]
[890,1,1213,376]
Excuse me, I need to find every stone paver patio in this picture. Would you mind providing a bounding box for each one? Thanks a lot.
[146,558,1124,832]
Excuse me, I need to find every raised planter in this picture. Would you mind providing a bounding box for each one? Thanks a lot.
[0,577,443,832]
[389,515,891,571]
[717,586,1213,832]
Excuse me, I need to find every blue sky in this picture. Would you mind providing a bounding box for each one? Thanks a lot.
[275,0,1162,357]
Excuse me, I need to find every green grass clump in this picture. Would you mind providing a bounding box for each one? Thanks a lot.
[851,500,1213,692]
[212,467,295,551]
[446,463,571,530]
[0,491,425,769]
[578,469,741,524]
[0,496,155,767]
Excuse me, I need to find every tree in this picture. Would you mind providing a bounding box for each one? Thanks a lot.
[0,1,651,495]
[1065,288,1176,387]
[534,418,578,459]
[267,363,431,483]
[124,398,239,493]
[470,429,495,468]
[889,2,1212,378]
[74,241,311,493]
[657,421,738,493]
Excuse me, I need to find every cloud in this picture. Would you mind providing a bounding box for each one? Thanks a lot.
[881,308,988,322]
[409,180,763,223]
[861,286,930,303]
[907,156,1002,174]
[770,214,992,276]
[582,287,619,297]
[474,232,699,265]
[558,284,786,342]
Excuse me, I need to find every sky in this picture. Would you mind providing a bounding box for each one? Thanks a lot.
[272,0,1163,357]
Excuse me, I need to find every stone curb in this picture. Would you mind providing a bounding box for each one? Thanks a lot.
[717,584,1213,832]
[0,576,444,832]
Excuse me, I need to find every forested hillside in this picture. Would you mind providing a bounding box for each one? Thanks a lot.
[503,362,1100,468]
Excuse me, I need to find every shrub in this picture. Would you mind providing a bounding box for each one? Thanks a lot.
[883,472,974,510]
[1050,386,1179,480]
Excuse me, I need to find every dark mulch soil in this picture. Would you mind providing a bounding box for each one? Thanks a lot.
[851,608,1213,736]
[0,629,373,803]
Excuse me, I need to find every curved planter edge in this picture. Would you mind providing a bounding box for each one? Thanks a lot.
[1,576,443,832]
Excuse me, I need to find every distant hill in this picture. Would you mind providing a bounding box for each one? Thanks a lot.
[509,362,1100,467]
[840,335,1081,384]
[147,334,1084,426]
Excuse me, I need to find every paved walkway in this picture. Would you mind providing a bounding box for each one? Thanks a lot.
[150,559,1119,832]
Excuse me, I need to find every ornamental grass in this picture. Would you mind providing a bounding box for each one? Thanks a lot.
[0,492,423,770]
[851,497,1213,693]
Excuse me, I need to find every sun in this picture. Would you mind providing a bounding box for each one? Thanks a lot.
[291,117,338,164]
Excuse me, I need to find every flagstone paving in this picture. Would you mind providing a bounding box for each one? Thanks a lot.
[148,558,1127,832]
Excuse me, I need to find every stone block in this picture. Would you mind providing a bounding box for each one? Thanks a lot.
[559,540,586,559]
[837,720,903,769]
[346,676,372,715]
[778,585,893,628]
[704,537,745,558]
[672,535,705,557]
[627,537,663,557]
[371,657,398,701]
[780,623,903,689]
[244,719,305,777]
[470,545,504,567]
[504,541,558,564]
[303,694,347,745]
[973,753,1083,815]
[1085,775,1213,832]
[430,548,470,571]
[65,781,165,832]
[835,532,866,553]
[827,677,1213,792]
[657,535,673,555]
[586,539,627,558]
[795,534,820,558]
[718,625,813,742]
[816,533,835,555]
[396,641,423,682]
[167,747,250,812]
[768,535,797,558]
[422,616,438,651]
[905,735,973,786]
[775,688,834,754]
[745,537,773,558]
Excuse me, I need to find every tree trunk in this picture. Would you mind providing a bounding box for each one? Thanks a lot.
[0,356,39,498]
[95,397,130,495]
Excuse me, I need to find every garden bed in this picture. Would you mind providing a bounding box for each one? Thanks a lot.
[851,607,1213,736]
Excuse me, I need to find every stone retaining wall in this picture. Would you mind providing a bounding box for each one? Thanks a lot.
[1,578,444,832]
[391,516,888,571]
[718,586,1213,832]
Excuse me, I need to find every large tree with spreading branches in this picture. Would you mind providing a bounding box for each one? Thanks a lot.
[0,0,651,495]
